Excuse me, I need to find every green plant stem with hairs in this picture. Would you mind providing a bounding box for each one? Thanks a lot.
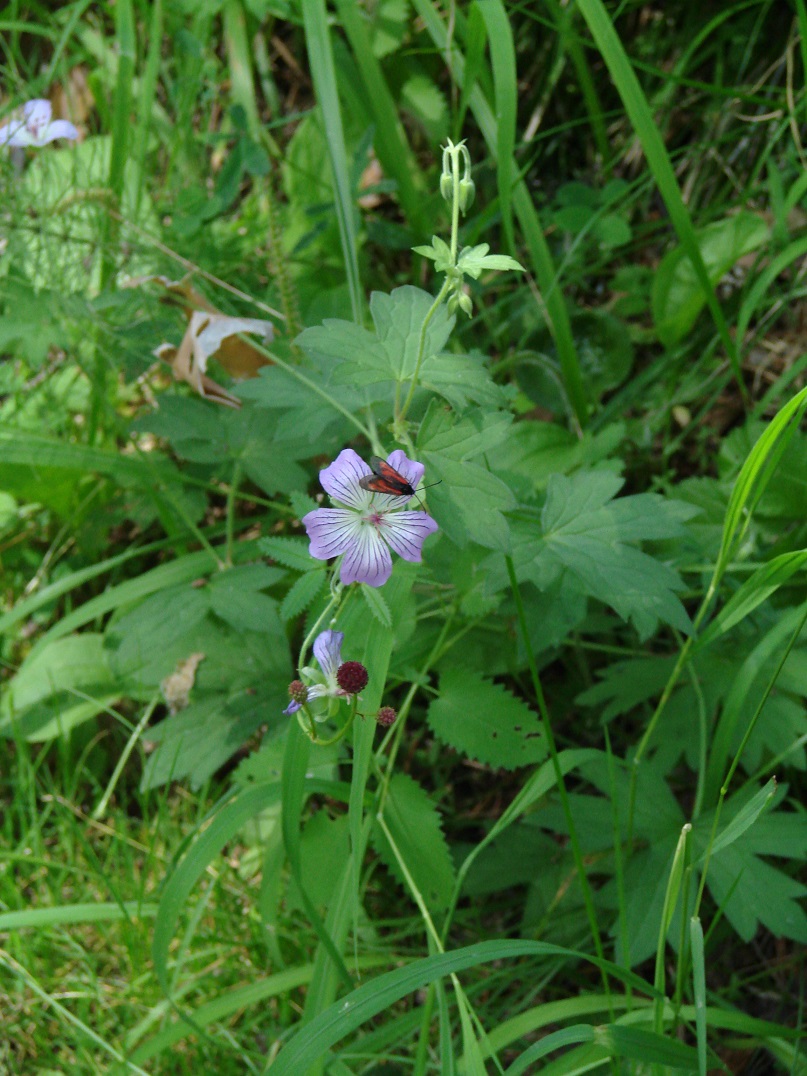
[396,138,470,428]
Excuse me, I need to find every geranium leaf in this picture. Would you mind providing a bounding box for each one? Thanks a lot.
[427,668,545,770]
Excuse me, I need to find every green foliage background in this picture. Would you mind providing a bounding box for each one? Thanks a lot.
[1,1,806,1073]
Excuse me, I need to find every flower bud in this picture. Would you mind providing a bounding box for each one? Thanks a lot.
[376,706,397,727]
[287,679,308,705]
[458,292,473,318]
[458,177,475,213]
[336,661,369,695]
[440,171,454,202]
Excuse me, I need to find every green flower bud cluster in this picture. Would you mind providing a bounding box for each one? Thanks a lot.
[440,138,475,217]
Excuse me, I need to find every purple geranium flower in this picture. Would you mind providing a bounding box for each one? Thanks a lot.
[303,449,439,587]
[0,99,78,148]
[283,629,366,716]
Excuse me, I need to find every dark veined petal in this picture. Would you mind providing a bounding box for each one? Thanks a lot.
[380,510,439,563]
[303,507,364,561]
[340,523,393,587]
[312,630,344,681]
[319,449,374,510]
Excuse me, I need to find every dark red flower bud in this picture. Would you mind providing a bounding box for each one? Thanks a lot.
[288,679,308,704]
[336,661,368,695]
[376,706,397,728]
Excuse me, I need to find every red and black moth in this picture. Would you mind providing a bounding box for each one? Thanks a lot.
[358,456,440,507]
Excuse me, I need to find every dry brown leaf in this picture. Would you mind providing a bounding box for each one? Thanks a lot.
[161,652,206,715]
[129,274,276,406]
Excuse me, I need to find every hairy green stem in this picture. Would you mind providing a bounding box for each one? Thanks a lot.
[396,280,451,425]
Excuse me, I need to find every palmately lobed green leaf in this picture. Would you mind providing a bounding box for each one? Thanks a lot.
[500,471,696,640]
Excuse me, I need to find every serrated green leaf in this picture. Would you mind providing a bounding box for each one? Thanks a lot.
[105,585,212,683]
[418,401,513,459]
[303,286,454,389]
[508,471,694,640]
[259,536,318,572]
[210,586,282,635]
[373,773,455,909]
[420,352,507,411]
[457,244,524,276]
[706,841,807,943]
[289,490,319,519]
[360,583,392,627]
[299,320,393,382]
[427,668,546,769]
[426,456,513,551]
[400,72,448,141]
[280,571,326,622]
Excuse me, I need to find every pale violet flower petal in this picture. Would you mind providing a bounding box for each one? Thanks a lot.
[283,699,303,715]
[312,630,343,682]
[41,119,79,144]
[340,525,393,587]
[319,448,374,510]
[306,684,329,700]
[0,118,26,146]
[304,448,439,587]
[24,99,52,133]
[1,99,78,148]
[380,510,439,563]
[386,449,425,492]
[304,507,364,560]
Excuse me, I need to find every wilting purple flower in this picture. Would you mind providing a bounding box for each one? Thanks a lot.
[303,449,439,587]
[0,99,78,148]
[283,630,367,715]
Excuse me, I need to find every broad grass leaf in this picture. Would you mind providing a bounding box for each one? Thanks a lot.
[427,668,545,769]
[373,773,455,910]
[0,633,117,740]
[699,550,807,645]
[652,212,769,345]
[705,779,776,859]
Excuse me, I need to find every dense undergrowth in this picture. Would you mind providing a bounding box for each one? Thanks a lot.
[1,1,807,1073]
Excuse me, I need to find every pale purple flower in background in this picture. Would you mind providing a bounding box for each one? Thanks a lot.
[0,99,79,148]
[303,448,439,587]
[283,630,367,715]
